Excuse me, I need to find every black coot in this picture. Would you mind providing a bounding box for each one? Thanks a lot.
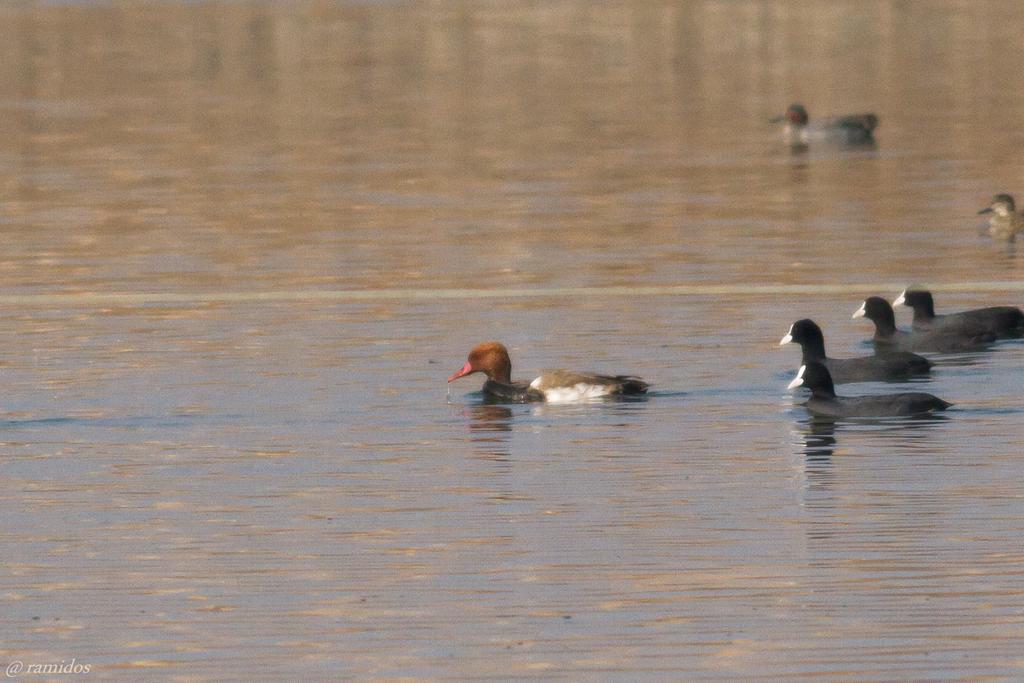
[893,289,1023,338]
[853,297,995,352]
[787,362,952,417]
[780,319,931,382]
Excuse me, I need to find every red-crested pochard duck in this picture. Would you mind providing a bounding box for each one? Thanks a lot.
[447,341,649,403]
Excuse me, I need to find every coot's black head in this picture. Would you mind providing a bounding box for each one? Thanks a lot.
[780,319,827,360]
[979,194,1016,216]
[893,288,935,317]
[787,362,836,398]
[785,103,809,126]
[853,296,897,332]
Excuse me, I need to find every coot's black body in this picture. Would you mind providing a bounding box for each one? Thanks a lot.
[895,289,1024,339]
[788,362,952,418]
[854,297,995,353]
[780,319,932,382]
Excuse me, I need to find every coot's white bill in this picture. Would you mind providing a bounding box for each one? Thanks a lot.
[779,323,794,346]
[787,365,806,390]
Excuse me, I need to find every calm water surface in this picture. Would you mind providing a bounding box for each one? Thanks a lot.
[1,1,1024,680]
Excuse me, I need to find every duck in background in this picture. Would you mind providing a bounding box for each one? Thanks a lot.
[772,103,878,146]
[448,342,649,404]
[978,194,1022,242]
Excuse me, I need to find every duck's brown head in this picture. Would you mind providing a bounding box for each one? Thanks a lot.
[448,342,513,383]
[785,103,809,126]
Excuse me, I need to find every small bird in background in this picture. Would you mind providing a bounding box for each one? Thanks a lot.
[978,194,1022,242]
[772,103,878,146]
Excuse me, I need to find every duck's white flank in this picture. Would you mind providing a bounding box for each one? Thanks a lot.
[529,377,615,403]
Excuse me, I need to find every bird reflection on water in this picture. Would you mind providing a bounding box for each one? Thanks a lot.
[796,413,951,457]
[463,404,513,462]
[801,417,838,461]
[795,412,952,481]
[795,413,952,528]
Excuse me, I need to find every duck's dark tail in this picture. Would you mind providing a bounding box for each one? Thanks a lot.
[615,376,650,395]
